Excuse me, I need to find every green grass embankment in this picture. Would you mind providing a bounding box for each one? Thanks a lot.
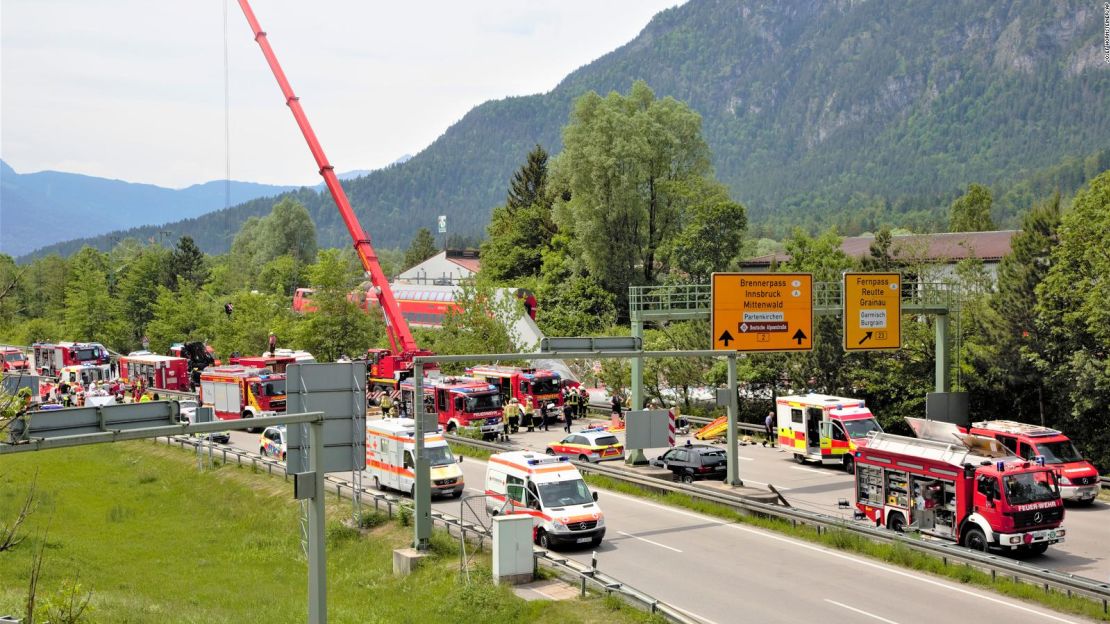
[0,441,664,623]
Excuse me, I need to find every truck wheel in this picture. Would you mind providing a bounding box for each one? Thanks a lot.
[886,512,906,533]
[373,476,381,491]
[962,527,988,552]
[537,530,552,550]
[793,454,805,464]
[451,490,462,499]
[843,455,855,475]
[681,473,694,484]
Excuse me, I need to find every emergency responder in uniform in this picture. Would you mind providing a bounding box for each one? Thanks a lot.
[523,397,536,432]
[380,392,394,418]
[504,397,521,434]
[565,387,578,422]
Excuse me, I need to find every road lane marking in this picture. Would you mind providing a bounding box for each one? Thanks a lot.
[616,530,682,553]
[825,599,901,624]
[791,466,831,475]
[599,489,1081,624]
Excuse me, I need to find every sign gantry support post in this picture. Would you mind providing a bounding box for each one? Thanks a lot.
[307,416,327,624]
[725,354,743,487]
[413,363,432,551]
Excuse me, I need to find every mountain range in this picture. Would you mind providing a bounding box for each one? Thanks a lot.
[15,0,1110,260]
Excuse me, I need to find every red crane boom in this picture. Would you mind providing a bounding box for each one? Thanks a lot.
[236,0,422,362]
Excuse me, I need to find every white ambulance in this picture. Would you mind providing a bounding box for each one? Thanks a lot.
[365,418,464,498]
[485,451,605,550]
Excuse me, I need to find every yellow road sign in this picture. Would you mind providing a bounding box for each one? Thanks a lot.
[711,273,813,352]
[843,272,902,351]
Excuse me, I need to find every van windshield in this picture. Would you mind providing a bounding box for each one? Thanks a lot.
[842,418,882,439]
[465,393,502,412]
[427,446,456,467]
[1035,441,1083,464]
[4,352,24,362]
[537,478,593,507]
[1004,471,1059,505]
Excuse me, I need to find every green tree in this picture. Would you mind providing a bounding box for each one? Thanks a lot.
[403,228,439,270]
[168,236,209,289]
[63,248,117,344]
[669,180,747,282]
[0,254,25,329]
[860,226,897,271]
[1033,172,1110,466]
[262,198,318,267]
[258,254,302,297]
[295,250,380,362]
[146,279,218,353]
[114,246,173,350]
[558,81,711,313]
[433,280,521,373]
[507,144,549,211]
[948,183,995,232]
[213,290,297,358]
[480,145,558,282]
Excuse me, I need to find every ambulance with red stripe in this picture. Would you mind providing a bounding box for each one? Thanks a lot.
[364,418,464,498]
[485,451,605,550]
[776,393,882,474]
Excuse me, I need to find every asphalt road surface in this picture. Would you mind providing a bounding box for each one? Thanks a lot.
[222,426,1099,623]
[501,420,1110,583]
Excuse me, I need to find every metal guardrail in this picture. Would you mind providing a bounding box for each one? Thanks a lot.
[445,435,1110,609]
[157,435,703,624]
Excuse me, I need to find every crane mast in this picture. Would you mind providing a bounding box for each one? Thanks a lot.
[236,0,420,358]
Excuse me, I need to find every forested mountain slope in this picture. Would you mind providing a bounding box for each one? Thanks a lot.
[23,0,1108,260]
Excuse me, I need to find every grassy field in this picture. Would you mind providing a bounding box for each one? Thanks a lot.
[0,441,664,623]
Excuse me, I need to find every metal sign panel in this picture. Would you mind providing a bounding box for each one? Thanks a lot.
[540,336,642,353]
[8,401,180,442]
[843,273,902,351]
[625,409,671,449]
[711,273,813,352]
[286,362,366,474]
[2,373,40,398]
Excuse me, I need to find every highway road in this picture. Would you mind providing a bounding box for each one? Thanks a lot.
[496,420,1110,583]
[221,427,1099,623]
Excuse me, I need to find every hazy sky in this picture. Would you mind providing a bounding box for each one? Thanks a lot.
[1,0,682,188]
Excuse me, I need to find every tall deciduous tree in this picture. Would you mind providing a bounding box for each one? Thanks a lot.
[403,228,439,270]
[948,183,995,232]
[559,81,711,313]
[146,278,217,353]
[115,246,173,350]
[1033,172,1110,466]
[669,180,747,282]
[295,250,380,362]
[63,247,116,344]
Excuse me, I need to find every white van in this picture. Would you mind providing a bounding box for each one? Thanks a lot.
[365,418,464,498]
[485,451,605,549]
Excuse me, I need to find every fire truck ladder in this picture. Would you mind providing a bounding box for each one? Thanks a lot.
[626,281,961,410]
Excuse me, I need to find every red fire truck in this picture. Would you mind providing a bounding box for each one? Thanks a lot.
[199,366,287,432]
[466,365,564,415]
[228,354,297,374]
[1,347,30,373]
[959,420,1101,505]
[399,376,504,439]
[32,342,110,376]
[119,354,190,392]
[855,420,1065,554]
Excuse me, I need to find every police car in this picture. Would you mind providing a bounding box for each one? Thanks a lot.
[259,425,287,462]
[545,429,624,463]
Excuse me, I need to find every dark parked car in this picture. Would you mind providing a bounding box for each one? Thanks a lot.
[650,445,727,483]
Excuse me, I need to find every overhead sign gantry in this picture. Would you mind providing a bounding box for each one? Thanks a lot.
[842,272,902,351]
[711,272,813,352]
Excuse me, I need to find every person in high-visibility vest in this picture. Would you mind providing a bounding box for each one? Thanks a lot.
[523,397,536,432]
[380,393,394,418]
[503,397,521,434]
